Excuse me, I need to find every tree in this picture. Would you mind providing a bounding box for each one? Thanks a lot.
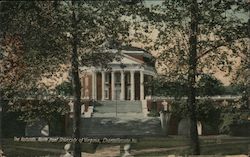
[140,0,248,154]
[56,81,73,96]
[187,0,200,153]
[197,74,224,96]
[231,25,250,107]
[145,75,188,97]
[0,1,136,156]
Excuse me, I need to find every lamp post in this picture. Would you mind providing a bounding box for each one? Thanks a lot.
[160,100,172,136]
[116,89,118,117]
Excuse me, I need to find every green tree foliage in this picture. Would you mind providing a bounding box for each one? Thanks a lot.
[55,81,73,96]
[171,98,250,136]
[230,1,250,100]
[197,74,224,96]
[0,1,142,156]
[195,99,221,133]
[148,1,249,80]
[148,74,224,97]
[171,99,221,129]
[8,98,69,124]
[224,84,244,95]
[219,99,250,134]
[0,0,139,120]
[145,76,188,97]
[0,1,132,93]
[140,1,248,154]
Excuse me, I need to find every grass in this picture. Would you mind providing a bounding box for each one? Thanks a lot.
[131,135,250,156]
[2,138,97,157]
[132,135,250,150]
[3,147,60,157]
[2,135,250,156]
[131,136,190,150]
[135,143,249,156]
[201,143,249,155]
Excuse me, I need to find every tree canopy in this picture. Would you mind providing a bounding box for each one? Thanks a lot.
[0,1,138,96]
[139,1,248,83]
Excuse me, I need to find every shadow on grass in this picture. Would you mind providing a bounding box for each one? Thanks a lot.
[3,138,97,157]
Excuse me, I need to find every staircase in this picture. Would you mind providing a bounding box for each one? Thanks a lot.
[80,100,162,137]
[80,117,161,137]
[93,101,142,114]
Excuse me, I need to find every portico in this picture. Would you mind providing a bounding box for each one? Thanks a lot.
[80,46,156,101]
[91,70,146,101]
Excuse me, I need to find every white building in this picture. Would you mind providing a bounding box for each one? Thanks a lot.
[79,46,156,101]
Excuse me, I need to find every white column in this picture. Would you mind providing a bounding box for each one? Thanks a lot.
[101,71,105,100]
[92,71,97,100]
[84,77,89,99]
[130,70,135,101]
[140,71,144,100]
[111,71,115,100]
[120,71,125,100]
[81,77,84,99]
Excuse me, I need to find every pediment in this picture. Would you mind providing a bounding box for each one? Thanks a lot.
[110,54,143,65]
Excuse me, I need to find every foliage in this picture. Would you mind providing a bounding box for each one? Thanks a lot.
[146,1,249,79]
[224,84,244,95]
[195,99,221,131]
[144,77,163,96]
[171,98,249,135]
[171,96,250,135]
[161,81,188,97]
[147,74,225,97]
[0,1,142,125]
[0,2,68,91]
[0,1,136,92]
[144,75,187,97]
[197,74,225,96]
[171,100,189,119]
[219,99,250,134]
[2,100,26,137]
[171,99,220,124]
[141,2,248,152]
[55,81,73,96]
[219,112,237,134]
[7,97,69,124]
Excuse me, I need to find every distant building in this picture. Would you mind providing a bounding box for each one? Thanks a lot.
[79,46,156,101]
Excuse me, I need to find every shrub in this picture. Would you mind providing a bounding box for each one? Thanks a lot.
[219,98,250,135]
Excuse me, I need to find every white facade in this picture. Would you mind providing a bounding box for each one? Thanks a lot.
[80,48,156,101]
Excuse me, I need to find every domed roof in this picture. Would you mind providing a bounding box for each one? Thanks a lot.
[118,45,153,59]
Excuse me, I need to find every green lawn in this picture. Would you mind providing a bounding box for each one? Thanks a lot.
[2,135,250,156]
[134,143,249,156]
[131,136,190,149]
[131,135,250,156]
[2,138,97,157]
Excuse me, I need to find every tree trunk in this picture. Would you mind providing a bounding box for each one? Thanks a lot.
[71,1,82,156]
[246,18,250,109]
[0,92,3,155]
[187,0,200,155]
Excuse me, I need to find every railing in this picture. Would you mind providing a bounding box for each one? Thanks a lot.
[148,95,242,101]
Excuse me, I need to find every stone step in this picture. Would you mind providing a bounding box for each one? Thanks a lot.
[94,101,142,113]
[92,113,144,118]
[80,117,162,137]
